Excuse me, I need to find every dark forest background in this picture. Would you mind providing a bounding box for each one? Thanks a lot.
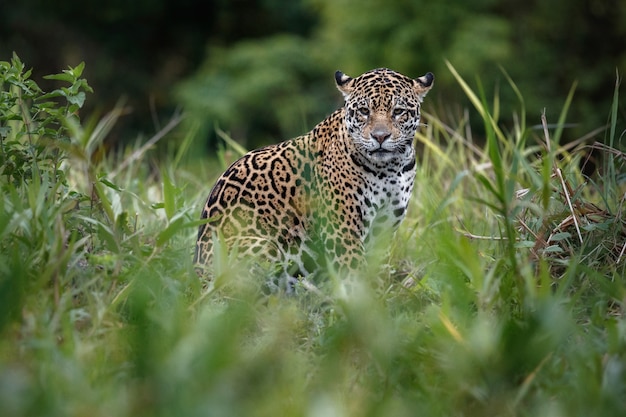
[1,0,625,152]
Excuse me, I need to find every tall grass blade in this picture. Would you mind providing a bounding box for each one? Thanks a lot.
[551,81,577,146]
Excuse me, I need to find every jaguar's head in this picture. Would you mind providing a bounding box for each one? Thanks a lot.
[335,68,433,161]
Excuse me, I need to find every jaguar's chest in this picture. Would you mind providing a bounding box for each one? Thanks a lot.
[354,161,416,242]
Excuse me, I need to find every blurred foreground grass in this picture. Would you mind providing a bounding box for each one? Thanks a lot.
[1,55,625,416]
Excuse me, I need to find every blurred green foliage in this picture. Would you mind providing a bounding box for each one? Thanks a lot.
[2,0,624,151]
[179,0,626,149]
[0,0,316,144]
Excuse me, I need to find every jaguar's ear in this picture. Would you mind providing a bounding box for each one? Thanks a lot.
[414,72,434,98]
[335,70,355,98]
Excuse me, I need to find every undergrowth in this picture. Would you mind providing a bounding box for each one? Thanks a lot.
[1,54,625,417]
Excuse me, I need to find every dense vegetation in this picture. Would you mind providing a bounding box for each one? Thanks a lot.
[2,0,625,150]
[1,50,625,417]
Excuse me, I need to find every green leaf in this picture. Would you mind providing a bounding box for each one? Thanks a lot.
[515,240,536,249]
[162,170,176,221]
[99,176,123,192]
[67,91,86,108]
[156,216,185,246]
[43,73,75,83]
[39,90,66,100]
[549,232,571,242]
[71,62,85,78]
[93,180,116,225]
[542,245,564,254]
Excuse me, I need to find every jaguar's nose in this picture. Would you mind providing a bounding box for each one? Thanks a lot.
[371,129,391,144]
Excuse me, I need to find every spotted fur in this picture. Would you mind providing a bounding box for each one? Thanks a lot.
[194,68,433,290]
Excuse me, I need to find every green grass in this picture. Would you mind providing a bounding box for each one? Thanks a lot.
[1,55,625,417]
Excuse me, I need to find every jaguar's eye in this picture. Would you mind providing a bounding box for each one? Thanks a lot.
[358,107,370,116]
[393,108,405,116]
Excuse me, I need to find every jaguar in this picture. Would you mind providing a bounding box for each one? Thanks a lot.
[194,67,433,291]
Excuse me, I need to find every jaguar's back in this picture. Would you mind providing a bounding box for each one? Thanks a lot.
[195,68,433,291]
